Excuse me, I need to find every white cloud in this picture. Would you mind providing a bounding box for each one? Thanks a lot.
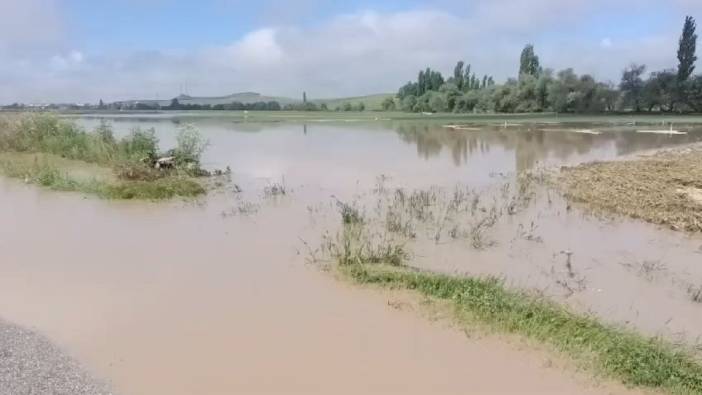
[50,50,85,71]
[2,0,702,103]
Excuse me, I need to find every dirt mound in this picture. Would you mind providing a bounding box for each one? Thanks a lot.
[559,146,702,232]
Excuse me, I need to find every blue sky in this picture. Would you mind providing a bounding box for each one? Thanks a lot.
[1,0,701,103]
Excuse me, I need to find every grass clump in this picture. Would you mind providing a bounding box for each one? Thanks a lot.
[264,181,287,197]
[0,114,211,199]
[343,264,702,394]
[335,199,364,225]
[101,177,205,200]
[323,224,409,267]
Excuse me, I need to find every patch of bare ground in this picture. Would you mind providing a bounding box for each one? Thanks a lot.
[559,145,702,232]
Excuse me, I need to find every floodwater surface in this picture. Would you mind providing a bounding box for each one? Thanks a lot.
[2,114,702,394]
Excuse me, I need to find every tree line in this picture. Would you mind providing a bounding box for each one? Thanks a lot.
[393,16,701,114]
[4,17,698,114]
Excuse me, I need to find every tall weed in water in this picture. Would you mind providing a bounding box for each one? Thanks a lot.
[174,123,208,167]
[322,223,409,267]
[118,127,159,162]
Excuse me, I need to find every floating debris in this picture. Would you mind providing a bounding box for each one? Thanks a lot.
[573,129,601,135]
[637,124,686,135]
[499,121,522,127]
[540,128,601,134]
[443,124,482,131]
[636,130,687,135]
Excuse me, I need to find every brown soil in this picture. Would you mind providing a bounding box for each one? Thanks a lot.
[559,145,702,232]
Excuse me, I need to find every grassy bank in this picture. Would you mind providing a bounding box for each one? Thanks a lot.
[320,187,702,394]
[560,145,702,232]
[0,114,209,200]
[340,263,702,394]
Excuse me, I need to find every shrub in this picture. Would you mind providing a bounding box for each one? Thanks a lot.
[174,124,208,166]
[119,127,158,161]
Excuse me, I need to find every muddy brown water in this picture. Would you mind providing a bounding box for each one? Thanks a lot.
[3,114,702,394]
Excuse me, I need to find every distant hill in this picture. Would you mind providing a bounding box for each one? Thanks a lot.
[311,94,394,110]
[117,92,299,107]
[116,92,394,110]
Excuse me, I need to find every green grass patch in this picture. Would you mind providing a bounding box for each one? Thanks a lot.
[342,264,702,394]
[101,177,205,200]
[0,156,204,200]
[0,114,210,200]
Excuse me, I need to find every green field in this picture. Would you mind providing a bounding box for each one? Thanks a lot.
[311,93,394,110]
[112,92,395,110]
[53,109,702,125]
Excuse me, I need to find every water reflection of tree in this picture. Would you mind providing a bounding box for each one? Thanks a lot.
[612,127,702,155]
[394,123,624,173]
[396,124,490,166]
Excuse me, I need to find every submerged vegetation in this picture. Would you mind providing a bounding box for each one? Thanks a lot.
[560,146,702,232]
[312,179,702,394]
[0,114,211,199]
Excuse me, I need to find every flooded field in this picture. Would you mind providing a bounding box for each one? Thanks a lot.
[3,114,702,394]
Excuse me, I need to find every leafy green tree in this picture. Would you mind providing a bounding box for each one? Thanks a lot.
[356,102,366,112]
[620,64,646,112]
[381,97,396,111]
[513,74,539,112]
[475,88,495,112]
[684,75,702,111]
[398,81,418,99]
[678,16,698,82]
[429,94,448,112]
[643,70,677,111]
[519,44,541,78]
[535,69,553,110]
[547,69,579,112]
[594,82,619,112]
[471,74,479,90]
[492,80,520,112]
[401,95,417,112]
[439,83,461,111]
[417,71,426,96]
[453,61,465,90]
[427,69,445,91]
[573,74,600,112]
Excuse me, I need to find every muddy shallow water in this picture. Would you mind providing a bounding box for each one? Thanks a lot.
[2,114,702,394]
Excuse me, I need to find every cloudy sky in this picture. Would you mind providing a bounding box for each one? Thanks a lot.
[1,0,701,104]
